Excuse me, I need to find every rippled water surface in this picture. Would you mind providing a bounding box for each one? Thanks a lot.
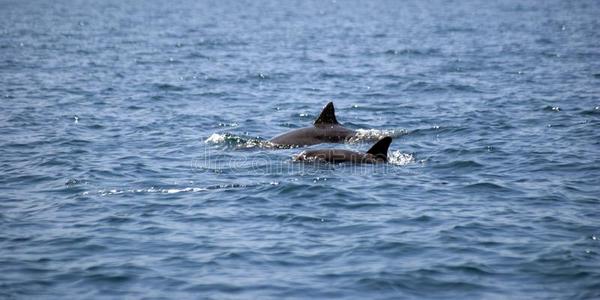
[2,0,600,298]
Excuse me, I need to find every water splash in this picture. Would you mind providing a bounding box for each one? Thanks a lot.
[347,128,408,143]
[205,133,278,149]
[387,150,415,166]
[205,133,228,143]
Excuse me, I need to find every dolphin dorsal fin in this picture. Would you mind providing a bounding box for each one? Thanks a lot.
[367,137,392,159]
[313,102,339,126]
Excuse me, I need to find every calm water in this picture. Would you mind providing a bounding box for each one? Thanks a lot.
[1,0,600,298]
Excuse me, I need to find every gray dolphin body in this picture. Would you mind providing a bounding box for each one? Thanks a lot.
[270,102,356,146]
[295,137,392,163]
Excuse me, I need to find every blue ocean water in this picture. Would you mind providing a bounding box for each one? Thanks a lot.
[1,0,600,298]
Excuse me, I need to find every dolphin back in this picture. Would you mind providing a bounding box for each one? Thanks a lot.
[270,102,355,146]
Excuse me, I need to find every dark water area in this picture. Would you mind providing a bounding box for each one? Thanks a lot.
[1,0,600,298]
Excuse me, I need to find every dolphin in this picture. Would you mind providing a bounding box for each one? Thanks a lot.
[294,137,392,163]
[270,102,356,146]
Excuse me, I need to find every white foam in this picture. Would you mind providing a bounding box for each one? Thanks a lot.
[348,128,407,143]
[165,187,207,193]
[205,133,227,144]
[387,150,415,166]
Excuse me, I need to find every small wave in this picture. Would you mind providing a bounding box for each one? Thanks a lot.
[218,122,239,127]
[580,106,600,115]
[462,182,514,193]
[274,213,325,224]
[409,125,466,136]
[89,182,280,196]
[65,178,84,186]
[185,52,209,59]
[535,38,554,45]
[348,129,408,143]
[403,81,446,93]
[543,105,561,112]
[437,26,476,33]
[92,187,208,196]
[435,160,484,169]
[154,83,186,91]
[383,48,440,56]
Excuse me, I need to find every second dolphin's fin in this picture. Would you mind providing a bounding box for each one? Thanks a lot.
[367,137,392,160]
[314,102,339,126]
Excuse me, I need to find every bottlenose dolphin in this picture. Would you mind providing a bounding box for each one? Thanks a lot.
[295,137,392,163]
[270,102,356,146]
